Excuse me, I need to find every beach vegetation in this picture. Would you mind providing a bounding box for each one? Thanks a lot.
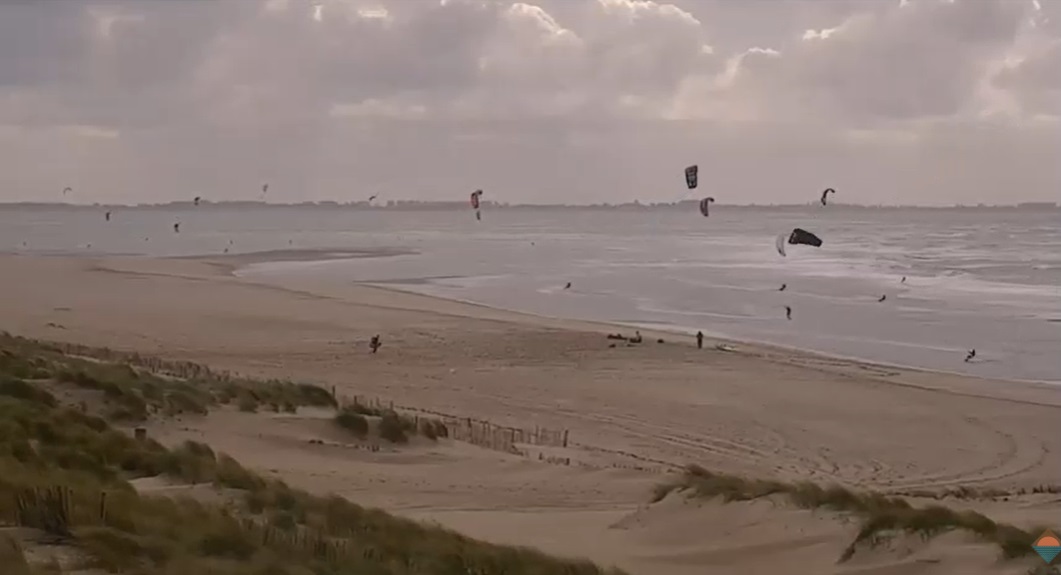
[0,332,337,424]
[0,334,626,574]
[333,399,446,444]
[333,408,369,438]
[378,411,410,444]
[656,464,1045,562]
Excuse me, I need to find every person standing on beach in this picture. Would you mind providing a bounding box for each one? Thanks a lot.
[696,331,704,349]
[370,335,381,354]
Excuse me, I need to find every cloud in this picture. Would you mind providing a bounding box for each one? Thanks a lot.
[674,0,1042,124]
[0,0,1057,205]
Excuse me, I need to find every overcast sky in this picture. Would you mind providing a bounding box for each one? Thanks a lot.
[1,0,1058,206]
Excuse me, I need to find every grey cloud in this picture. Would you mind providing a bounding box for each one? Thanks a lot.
[0,2,91,88]
[0,0,1058,205]
[697,0,1038,124]
[995,43,1061,115]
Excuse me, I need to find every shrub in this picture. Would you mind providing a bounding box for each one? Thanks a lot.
[378,412,408,444]
[0,376,58,407]
[294,383,337,408]
[420,419,438,440]
[334,409,369,438]
[215,454,265,492]
[238,396,259,413]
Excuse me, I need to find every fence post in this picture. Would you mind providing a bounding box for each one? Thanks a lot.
[562,429,569,448]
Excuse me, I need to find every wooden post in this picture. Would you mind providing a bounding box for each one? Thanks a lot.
[562,429,569,448]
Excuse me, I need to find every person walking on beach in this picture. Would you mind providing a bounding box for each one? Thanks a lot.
[696,331,704,349]
[369,334,381,354]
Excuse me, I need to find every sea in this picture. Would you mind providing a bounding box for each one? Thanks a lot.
[2,204,1059,384]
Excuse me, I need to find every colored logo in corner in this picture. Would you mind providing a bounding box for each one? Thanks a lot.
[1033,530,1061,564]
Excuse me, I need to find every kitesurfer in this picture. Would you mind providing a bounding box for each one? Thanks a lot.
[965,349,976,362]
[779,283,787,291]
[370,335,381,354]
[901,276,907,284]
[820,188,835,206]
[785,306,792,320]
[699,197,714,217]
[564,282,572,290]
[470,190,483,221]
[878,295,887,302]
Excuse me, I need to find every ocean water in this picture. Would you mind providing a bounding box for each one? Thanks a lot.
[2,205,1059,383]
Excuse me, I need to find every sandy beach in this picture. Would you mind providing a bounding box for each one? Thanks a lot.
[1,250,1058,574]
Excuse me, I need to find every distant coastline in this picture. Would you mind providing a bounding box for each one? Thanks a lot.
[1,200,1058,210]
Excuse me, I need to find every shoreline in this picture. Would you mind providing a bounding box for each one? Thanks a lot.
[221,248,1061,394]
[359,282,1061,390]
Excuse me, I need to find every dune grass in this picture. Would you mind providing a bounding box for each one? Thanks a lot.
[333,401,449,444]
[1,532,32,575]
[0,335,626,574]
[655,465,1049,562]
[1,331,336,423]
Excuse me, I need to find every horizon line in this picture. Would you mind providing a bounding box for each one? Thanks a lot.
[1,200,1058,210]
[2,202,1061,212]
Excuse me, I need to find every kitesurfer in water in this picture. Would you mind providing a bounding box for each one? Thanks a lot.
[785,306,792,320]
[564,282,572,290]
[901,276,907,284]
[779,283,787,291]
[696,331,704,349]
[878,295,887,302]
[965,349,976,362]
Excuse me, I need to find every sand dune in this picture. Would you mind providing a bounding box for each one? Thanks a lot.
[1,252,1058,574]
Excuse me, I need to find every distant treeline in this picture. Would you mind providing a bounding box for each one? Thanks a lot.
[1,201,1057,211]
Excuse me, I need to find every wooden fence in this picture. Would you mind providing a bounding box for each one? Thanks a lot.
[338,394,569,455]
